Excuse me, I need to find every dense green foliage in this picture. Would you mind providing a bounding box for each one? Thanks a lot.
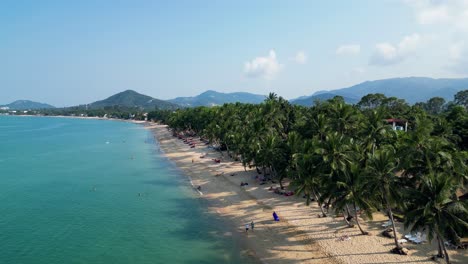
[152,91,468,262]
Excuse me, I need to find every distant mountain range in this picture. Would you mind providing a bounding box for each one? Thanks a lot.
[87,90,179,110]
[168,90,266,107]
[4,77,468,111]
[0,100,55,110]
[291,93,359,106]
[291,77,468,106]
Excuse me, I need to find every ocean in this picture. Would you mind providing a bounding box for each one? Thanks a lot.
[0,116,252,264]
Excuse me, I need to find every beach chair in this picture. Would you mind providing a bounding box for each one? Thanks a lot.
[444,241,458,249]
[404,232,414,239]
[413,234,427,244]
[397,238,408,244]
[382,220,393,228]
[405,232,420,241]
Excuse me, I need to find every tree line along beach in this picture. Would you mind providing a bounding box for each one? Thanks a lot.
[143,91,468,264]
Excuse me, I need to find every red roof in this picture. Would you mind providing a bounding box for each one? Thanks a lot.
[386,118,406,123]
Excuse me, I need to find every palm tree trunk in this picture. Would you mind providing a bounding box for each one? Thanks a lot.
[435,230,451,263]
[437,236,444,258]
[277,168,284,189]
[442,239,450,264]
[387,205,402,250]
[345,204,354,227]
[313,192,327,217]
[325,197,332,213]
[354,202,367,235]
[343,209,352,226]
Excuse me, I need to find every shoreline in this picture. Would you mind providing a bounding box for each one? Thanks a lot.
[5,115,465,263]
[147,123,340,264]
[146,123,468,264]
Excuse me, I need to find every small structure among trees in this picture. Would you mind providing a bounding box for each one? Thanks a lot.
[386,118,408,132]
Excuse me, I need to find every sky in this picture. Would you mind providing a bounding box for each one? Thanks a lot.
[1,0,468,106]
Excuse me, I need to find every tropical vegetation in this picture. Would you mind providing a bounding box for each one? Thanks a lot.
[148,90,468,263]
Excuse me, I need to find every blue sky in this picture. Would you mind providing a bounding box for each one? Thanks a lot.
[1,0,468,106]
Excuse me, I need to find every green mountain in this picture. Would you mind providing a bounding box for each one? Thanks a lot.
[291,93,359,106]
[307,77,468,105]
[168,90,266,107]
[1,100,55,110]
[88,90,179,110]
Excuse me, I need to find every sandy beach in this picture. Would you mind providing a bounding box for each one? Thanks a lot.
[147,123,467,264]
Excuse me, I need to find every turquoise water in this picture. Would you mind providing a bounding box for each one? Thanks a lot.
[0,116,251,264]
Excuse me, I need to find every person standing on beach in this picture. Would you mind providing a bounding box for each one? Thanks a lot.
[273,211,279,221]
[245,223,249,233]
[250,221,254,232]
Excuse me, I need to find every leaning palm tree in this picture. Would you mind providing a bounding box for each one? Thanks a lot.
[331,162,374,235]
[317,132,355,224]
[404,171,468,263]
[366,146,405,253]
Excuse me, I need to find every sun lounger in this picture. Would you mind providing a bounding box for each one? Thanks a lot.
[404,232,419,240]
[413,234,427,244]
[382,220,393,227]
[397,239,408,244]
[407,233,425,243]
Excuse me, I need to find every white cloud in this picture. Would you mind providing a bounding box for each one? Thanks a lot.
[352,67,366,74]
[406,0,468,31]
[244,50,283,80]
[417,5,449,24]
[405,1,468,74]
[336,44,361,55]
[370,34,421,65]
[398,33,421,54]
[292,51,307,64]
[448,41,468,74]
[449,41,464,60]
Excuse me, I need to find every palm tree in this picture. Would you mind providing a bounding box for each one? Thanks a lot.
[331,159,374,235]
[360,108,395,157]
[404,171,468,263]
[318,133,359,227]
[291,138,328,217]
[366,146,405,253]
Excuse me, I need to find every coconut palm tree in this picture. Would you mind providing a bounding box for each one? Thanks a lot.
[404,171,468,263]
[331,162,373,235]
[366,146,405,253]
[291,138,328,217]
[318,132,357,226]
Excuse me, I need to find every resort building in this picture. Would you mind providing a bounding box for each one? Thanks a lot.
[386,118,408,132]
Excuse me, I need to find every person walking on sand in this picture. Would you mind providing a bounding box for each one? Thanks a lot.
[250,221,255,232]
[245,223,249,233]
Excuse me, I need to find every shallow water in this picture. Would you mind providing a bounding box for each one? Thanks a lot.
[0,116,253,264]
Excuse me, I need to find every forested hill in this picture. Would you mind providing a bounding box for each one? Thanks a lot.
[88,90,179,110]
[1,100,55,110]
[292,77,468,106]
[168,90,266,107]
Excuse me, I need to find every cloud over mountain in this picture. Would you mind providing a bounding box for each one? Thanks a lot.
[244,50,283,80]
[370,33,421,65]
